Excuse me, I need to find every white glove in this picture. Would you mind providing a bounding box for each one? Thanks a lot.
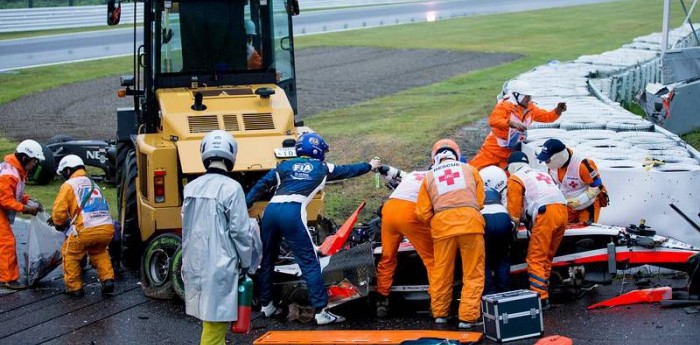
[369,157,381,171]
[566,197,581,209]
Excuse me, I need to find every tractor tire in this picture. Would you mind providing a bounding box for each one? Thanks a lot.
[115,142,132,216]
[28,144,56,185]
[46,134,76,145]
[119,149,142,269]
[170,246,185,300]
[140,233,180,300]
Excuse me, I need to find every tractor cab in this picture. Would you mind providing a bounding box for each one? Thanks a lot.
[108,0,324,301]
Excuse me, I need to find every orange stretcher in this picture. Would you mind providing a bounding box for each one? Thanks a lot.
[253,330,482,344]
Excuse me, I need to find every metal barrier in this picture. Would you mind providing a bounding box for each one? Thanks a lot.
[0,0,425,33]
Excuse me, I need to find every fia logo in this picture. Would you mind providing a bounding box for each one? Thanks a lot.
[293,163,313,173]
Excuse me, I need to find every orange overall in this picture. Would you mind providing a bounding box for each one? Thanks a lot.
[416,161,485,322]
[376,198,435,297]
[470,98,560,170]
[52,170,114,292]
[550,149,606,223]
[0,154,29,283]
[507,172,567,300]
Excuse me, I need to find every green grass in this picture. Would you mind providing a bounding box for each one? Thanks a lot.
[2,0,700,220]
[0,56,132,104]
[0,25,135,41]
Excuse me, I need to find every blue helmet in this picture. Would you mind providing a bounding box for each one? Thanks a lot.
[295,133,329,160]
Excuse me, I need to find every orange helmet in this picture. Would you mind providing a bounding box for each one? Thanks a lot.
[431,139,461,163]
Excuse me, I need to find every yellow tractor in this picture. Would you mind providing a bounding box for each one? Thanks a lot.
[108,0,327,299]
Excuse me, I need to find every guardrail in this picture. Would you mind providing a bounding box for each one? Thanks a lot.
[0,0,424,33]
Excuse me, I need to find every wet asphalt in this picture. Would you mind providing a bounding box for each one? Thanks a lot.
[2,220,698,345]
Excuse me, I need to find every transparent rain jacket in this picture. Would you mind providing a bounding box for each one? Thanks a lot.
[181,172,261,322]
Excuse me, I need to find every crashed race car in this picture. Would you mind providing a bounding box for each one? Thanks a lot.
[268,201,700,317]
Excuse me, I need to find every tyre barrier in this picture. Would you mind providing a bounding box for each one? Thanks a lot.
[525,128,568,142]
[530,121,561,129]
[647,156,700,165]
[606,119,655,132]
[619,133,676,146]
[643,148,692,158]
[596,160,645,171]
[588,151,639,161]
[526,137,580,149]
[652,163,700,172]
[569,129,618,141]
[560,119,608,130]
[577,140,632,150]
[632,141,684,150]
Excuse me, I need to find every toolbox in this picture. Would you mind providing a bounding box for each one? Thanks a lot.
[481,289,543,343]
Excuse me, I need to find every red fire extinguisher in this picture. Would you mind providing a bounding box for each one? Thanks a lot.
[231,275,253,334]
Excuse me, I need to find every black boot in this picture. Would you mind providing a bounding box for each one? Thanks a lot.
[1,280,27,290]
[101,279,115,296]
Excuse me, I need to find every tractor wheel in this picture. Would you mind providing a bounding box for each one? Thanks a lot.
[119,149,141,269]
[28,144,56,185]
[170,246,185,300]
[140,233,180,299]
[46,134,76,145]
[115,142,132,216]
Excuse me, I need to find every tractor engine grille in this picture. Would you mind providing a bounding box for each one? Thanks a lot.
[222,114,240,131]
[188,115,219,133]
[242,113,274,130]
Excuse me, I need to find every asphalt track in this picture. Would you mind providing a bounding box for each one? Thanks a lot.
[0,0,615,71]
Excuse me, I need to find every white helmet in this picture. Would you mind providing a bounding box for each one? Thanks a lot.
[479,165,507,194]
[506,79,533,97]
[200,130,237,170]
[57,154,84,175]
[16,139,45,161]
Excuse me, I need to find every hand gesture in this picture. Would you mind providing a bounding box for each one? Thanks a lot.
[556,102,567,114]
[509,120,527,132]
[369,157,381,171]
[22,205,39,216]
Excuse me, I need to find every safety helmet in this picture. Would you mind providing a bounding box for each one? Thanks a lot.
[245,19,257,36]
[295,132,329,161]
[479,165,507,194]
[16,139,45,161]
[56,154,84,175]
[431,139,461,164]
[200,130,238,171]
[506,79,533,96]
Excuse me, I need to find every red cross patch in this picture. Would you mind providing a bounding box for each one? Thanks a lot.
[568,180,578,189]
[438,169,461,186]
[535,173,553,185]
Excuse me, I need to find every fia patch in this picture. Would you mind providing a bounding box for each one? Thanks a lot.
[589,170,598,179]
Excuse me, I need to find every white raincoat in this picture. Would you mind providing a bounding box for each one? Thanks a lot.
[181,172,261,322]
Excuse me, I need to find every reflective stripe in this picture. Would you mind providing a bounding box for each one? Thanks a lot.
[529,273,548,284]
[0,162,24,224]
[270,195,307,204]
[530,281,547,291]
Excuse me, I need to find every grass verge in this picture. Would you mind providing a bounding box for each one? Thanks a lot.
[1,0,699,219]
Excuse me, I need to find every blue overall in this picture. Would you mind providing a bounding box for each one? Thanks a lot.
[482,188,514,294]
[246,157,371,311]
